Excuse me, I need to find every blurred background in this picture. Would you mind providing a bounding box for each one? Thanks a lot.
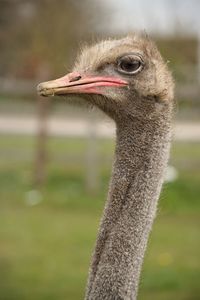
[0,0,200,299]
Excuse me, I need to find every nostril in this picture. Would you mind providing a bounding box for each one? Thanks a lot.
[69,75,82,82]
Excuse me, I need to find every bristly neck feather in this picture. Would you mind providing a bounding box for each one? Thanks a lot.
[85,107,173,300]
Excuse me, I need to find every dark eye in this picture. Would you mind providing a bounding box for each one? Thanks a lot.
[117,55,143,75]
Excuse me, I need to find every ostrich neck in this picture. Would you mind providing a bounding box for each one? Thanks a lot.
[85,111,172,300]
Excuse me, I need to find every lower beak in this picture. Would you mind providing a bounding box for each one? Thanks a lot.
[37,72,128,97]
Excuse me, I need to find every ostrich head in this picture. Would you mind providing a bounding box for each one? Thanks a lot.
[37,34,174,121]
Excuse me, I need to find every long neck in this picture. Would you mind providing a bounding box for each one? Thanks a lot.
[85,110,172,300]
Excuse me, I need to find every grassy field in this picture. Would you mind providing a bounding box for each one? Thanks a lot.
[0,135,199,300]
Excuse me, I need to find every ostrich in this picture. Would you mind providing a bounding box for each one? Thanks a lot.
[37,34,174,300]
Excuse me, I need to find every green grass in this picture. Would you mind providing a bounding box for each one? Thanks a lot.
[0,135,199,299]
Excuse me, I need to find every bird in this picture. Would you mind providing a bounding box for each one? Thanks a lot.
[37,33,174,300]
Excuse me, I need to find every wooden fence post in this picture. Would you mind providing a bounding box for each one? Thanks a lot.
[34,65,51,188]
[85,113,99,194]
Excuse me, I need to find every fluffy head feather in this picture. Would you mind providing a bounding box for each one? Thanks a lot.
[73,34,174,121]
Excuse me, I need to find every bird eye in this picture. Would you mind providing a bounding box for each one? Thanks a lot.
[117,55,143,75]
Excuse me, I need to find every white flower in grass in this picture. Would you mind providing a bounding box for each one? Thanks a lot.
[165,165,178,183]
[25,189,43,206]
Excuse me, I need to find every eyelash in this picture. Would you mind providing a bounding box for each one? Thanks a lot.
[96,54,144,73]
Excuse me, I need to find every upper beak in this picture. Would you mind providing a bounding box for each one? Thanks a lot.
[37,71,128,97]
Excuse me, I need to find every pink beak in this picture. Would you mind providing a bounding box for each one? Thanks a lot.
[37,71,128,97]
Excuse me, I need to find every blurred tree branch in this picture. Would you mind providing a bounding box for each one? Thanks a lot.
[0,0,92,78]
